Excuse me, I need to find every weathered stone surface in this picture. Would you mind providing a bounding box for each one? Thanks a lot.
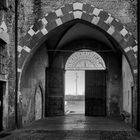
[0,0,137,130]
[17,0,137,39]
[1,115,140,140]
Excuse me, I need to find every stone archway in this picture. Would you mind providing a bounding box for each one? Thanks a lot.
[17,2,137,91]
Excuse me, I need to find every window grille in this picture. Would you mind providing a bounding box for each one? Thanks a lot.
[65,49,106,70]
[0,40,6,75]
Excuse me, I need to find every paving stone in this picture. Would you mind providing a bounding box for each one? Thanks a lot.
[1,115,140,140]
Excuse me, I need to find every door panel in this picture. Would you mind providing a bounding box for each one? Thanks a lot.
[46,68,64,116]
[85,70,106,116]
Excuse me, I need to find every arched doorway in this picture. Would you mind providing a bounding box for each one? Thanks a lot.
[18,2,137,127]
[65,49,106,116]
[35,86,43,120]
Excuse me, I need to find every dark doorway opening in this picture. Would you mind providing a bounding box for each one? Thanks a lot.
[0,81,5,131]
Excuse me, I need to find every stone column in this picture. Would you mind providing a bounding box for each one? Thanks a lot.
[45,55,65,116]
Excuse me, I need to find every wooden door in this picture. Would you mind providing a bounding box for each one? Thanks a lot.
[85,70,106,116]
[46,68,65,116]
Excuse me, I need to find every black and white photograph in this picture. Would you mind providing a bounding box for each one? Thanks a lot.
[0,0,139,139]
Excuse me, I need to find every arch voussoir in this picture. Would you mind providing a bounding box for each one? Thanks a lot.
[61,3,73,14]
[61,12,74,23]
[32,20,44,33]
[83,3,94,13]
[18,2,138,88]
[97,20,110,31]
[126,51,137,66]
[98,11,110,21]
[81,12,93,22]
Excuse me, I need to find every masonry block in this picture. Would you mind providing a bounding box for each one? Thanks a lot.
[111,19,124,32]
[45,12,57,22]
[73,2,83,11]
[61,13,74,23]
[32,34,41,43]
[98,11,109,21]
[91,16,100,25]
[83,4,94,14]
[73,11,83,19]
[29,38,38,49]
[55,8,63,17]
[97,20,110,31]
[81,12,93,22]
[61,4,73,14]
[46,21,57,32]
[127,51,137,67]
[112,31,123,44]
[92,8,102,16]
[34,31,44,40]
[41,27,48,35]
[124,33,132,41]
[119,38,128,50]
[28,28,35,36]
[126,36,136,48]
[32,20,44,32]
[19,33,32,47]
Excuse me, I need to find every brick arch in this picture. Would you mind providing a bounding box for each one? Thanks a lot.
[18,2,137,88]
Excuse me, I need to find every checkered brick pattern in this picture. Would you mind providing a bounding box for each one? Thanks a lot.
[18,2,138,86]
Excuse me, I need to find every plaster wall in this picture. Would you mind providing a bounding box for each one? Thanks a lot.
[122,55,133,114]
[20,44,48,125]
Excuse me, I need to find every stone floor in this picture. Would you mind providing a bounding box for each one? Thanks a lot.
[0,114,140,140]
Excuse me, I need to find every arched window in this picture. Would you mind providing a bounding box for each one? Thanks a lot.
[0,39,6,75]
[65,49,106,70]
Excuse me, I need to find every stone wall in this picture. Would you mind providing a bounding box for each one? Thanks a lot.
[18,0,137,40]
[0,0,15,130]
[2,0,137,129]
[122,55,134,123]
[20,44,48,125]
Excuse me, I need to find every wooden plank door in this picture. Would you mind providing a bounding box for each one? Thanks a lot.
[46,68,65,116]
[85,70,106,116]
